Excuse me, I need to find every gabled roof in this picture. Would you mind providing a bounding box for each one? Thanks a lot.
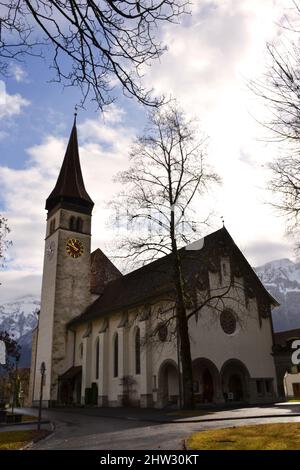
[68,227,279,328]
[274,328,300,347]
[90,248,122,295]
[45,120,94,214]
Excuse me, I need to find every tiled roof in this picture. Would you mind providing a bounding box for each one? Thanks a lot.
[274,328,300,347]
[90,248,122,295]
[68,227,278,327]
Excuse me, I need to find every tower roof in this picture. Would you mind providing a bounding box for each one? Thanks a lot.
[45,120,94,214]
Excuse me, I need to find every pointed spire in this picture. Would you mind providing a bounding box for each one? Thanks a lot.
[45,119,94,214]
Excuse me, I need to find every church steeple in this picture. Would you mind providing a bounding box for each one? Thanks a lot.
[45,119,94,215]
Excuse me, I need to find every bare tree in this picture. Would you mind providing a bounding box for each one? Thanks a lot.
[0,1,189,108]
[110,104,220,408]
[0,216,11,266]
[268,155,300,240]
[249,3,300,242]
[0,330,21,411]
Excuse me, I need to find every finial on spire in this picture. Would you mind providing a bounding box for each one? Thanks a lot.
[74,105,78,125]
[221,216,225,227]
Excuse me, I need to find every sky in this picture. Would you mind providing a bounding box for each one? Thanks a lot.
[0,0,297,302]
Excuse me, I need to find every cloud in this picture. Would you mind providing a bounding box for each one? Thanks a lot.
[144,0,294,266]
[0,109,136,300]
[245,240,294,268]
[10,64,27,83]
[0,0,296,301]
[0,271,41,303]
[102,104,126,124]
[0,131,8,141]
[0,80,30,119]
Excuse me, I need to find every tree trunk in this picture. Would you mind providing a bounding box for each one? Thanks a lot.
[170,213,194,409]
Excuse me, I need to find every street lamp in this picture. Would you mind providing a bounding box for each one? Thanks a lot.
[37,362,46,431]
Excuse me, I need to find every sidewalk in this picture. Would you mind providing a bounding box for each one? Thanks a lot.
[0,408,51,432]
[80,402,300,423]
[17,401,300,425]
[0,421,52,432]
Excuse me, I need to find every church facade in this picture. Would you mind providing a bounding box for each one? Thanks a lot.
[29,121,279,408]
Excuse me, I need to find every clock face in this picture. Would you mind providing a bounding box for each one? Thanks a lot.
[66,238,84,258]
[46,241,55,260]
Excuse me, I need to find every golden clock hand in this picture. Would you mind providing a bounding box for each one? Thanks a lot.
[69,241,79,251]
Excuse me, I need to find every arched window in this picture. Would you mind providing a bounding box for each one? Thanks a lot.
[95,338,100,380]
[76,217,83,232]
[69,216,75,230]
[113,333,118,377]
[135,328,141,375]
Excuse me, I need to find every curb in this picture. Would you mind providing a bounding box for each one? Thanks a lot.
[171,412,300,424]
[0,420,50,428]
[67,411,300,425]
[22,422,55,450]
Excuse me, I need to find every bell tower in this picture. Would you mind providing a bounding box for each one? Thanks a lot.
[31,117,94,406]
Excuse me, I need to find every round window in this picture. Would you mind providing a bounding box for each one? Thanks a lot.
[220,310,237,335]
[157,324,168,342]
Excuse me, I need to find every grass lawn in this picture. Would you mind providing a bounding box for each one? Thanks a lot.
[5,413,38,423]
[0,430,49,450]
[21,415,38,422]
[187,423,300,450]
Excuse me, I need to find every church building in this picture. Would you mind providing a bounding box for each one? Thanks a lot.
[29,120,279,408]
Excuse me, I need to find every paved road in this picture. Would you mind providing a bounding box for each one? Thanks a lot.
[15,404,300,450]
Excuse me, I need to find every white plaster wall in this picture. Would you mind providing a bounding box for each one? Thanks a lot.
[189,259,276,383]
[74,324,86,367]
[33,208,93,404]
[33,219,59,402]
[74,309,153,405]
[284,372,300,397]
[71,258,277,406]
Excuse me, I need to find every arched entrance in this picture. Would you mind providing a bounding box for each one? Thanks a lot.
[157,360,179,408]
[228,374,243,401]
[203,369,214,402]
[58,366,82,405]
[221,359,250,403]
[192,358,221,404]
[60,381,73,405]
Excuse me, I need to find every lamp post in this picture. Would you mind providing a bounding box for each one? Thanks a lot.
[37,362,46,431]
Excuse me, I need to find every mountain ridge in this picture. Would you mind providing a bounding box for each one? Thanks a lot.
[255,258,300,332]
[1,257,300,367]
[0,295,38,367]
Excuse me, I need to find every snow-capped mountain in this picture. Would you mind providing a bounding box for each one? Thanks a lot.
[0,295,39,367]
[0,258,299,367]
[255,258,300,332]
